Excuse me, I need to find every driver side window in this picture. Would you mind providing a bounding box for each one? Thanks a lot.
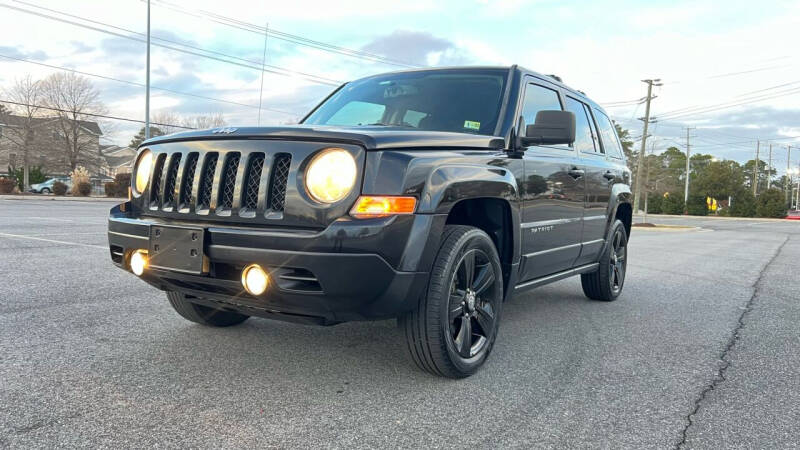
[520,83,562,128]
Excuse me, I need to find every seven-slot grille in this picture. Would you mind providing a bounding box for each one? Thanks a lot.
[146,150,291,219]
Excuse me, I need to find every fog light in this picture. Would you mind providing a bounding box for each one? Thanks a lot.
[241,264,269,296]
[130,249,148,276]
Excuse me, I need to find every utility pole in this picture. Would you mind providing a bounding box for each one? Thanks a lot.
[145,0,151,139]
[684,127,694,204]
[257,22,269,126]
[633,78,661,212]
[787,145,792,206]
[767,143,773,191]
[753,140,760,196]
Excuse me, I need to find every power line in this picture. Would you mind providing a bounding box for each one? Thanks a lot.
[0,99,195,129]
[655,81,800,120]
[15,0,342,88]
[0,53,299,116]
[0,2,342,86]
[146,0,421,69]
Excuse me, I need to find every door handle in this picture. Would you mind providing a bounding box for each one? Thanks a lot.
[568,167,584,179]
[603,171,616,181]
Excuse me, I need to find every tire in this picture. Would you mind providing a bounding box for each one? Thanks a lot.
[400,225,504,378]
[166,291,249,327]
[581,220,628,301]
[41,188,51,194]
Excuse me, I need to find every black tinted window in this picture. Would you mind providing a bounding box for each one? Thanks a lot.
[593,108,624,159]
[565,97,596,153]
[303,69,508,135]
[520,83,562,128]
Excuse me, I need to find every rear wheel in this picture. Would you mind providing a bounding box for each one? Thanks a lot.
[400,225,503,378]
[581,220,628,301]
[166,291,249,327]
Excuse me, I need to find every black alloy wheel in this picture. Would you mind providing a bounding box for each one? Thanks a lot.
[447,248,498,359]
[581,219,628,301]
[401,225,504,378]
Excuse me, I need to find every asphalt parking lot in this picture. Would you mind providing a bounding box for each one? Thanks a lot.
[1,198,799,448]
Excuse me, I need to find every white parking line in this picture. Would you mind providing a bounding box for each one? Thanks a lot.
[0,232,106,249]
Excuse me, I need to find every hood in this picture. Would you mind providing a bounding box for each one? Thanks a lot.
[141,125,506,151]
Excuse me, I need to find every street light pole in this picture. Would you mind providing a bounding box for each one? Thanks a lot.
[145,0,151,139]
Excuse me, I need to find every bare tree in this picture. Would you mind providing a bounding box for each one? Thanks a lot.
[41,72,106,172]
[1,76,44,189]
[184,112,227,130]
[151,110,184,136]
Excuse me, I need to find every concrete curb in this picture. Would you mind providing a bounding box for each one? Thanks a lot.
[632,225,703,232]
[634,213,798,223]
[0,194,124,203]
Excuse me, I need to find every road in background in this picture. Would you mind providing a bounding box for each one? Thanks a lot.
[1,199,799,448]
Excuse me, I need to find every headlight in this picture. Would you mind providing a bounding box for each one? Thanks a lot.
[304,148,357,203]
[133,149,153,196]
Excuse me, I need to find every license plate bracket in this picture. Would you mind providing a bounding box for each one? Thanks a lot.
[148,225,207,274]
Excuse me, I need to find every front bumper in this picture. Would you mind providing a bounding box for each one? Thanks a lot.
[108,203,445,324]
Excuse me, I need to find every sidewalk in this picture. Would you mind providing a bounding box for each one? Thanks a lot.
[0,194,125,203]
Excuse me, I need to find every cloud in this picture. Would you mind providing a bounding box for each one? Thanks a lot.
[361,30,471,67]
[0,45,47,61]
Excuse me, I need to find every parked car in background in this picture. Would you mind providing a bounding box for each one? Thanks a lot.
[29,177,71,194]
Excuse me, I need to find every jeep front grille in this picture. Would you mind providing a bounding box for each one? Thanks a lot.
[145,148,292,219]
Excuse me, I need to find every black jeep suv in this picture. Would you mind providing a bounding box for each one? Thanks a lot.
[108,66,632,378]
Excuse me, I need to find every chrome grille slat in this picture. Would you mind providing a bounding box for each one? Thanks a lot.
[196,153,218,212]
[242,153,265,211]
[268,154,291,212]
[162,153,182,211]
[217,153,240,213]
[148,154,166,209]
[179,153,199,211]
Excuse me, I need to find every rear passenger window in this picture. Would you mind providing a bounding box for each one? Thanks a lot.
[593,109,624,159]
[565,97,596,153]
[520,83,562,128]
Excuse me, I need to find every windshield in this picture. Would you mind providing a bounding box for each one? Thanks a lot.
[303,68,509,136]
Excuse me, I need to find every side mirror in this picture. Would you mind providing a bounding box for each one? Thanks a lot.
[520,110,576,147]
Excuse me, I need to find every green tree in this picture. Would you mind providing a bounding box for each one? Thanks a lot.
[693,160,746,200]
[756,189,788,218]
[743,159,777,193]
[660,192,685,214]
[129,126,164,148]
[9,165,47,190]
[729,190,756,217]
[686,194,709,216]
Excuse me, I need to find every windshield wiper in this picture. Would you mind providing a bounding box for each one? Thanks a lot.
[365,122,410,127]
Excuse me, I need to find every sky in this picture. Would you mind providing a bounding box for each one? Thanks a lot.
[1,0,799,173]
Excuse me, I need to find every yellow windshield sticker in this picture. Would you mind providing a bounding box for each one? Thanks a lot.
[463,120,481,130]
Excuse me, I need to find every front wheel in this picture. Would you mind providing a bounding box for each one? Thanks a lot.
[41,188,51,194]
[166,291,249,327]
[581,220,628,301]
[400,225,504,378]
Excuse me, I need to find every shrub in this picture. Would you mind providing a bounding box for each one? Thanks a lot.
[0,177,15,194]
[645,193,663,214]
[53,181,68,196]
[8,165,47,190]
[660,192,685,215]
[756,189,788,218]
[70,166,90,194]
[104,181,117,197]
[109,172,131,197]
[76,181,92,196]
[686,194,709,216]
[729,191,756,217]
